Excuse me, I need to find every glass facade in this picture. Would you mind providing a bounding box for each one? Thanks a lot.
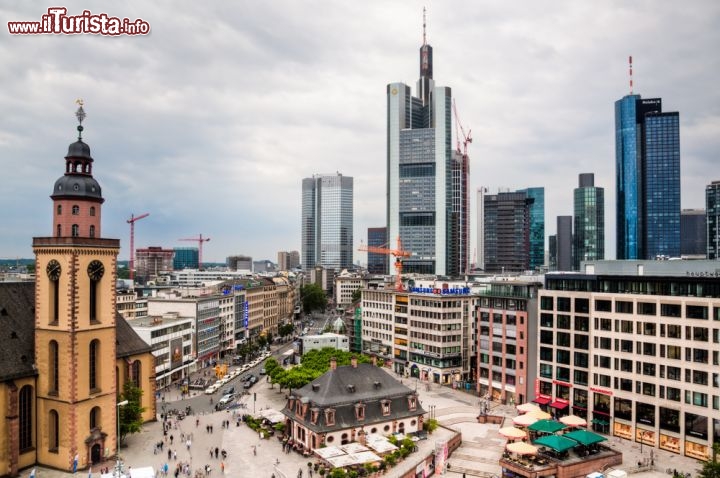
[483,191,531,273]
[644,113,680,258]
[173,247,198,270]
[615,94,641,259]
[521,187,545,271]
[705,181,720,259]
[367,227,388,274]
[301,174,354,271]
[573,174,604,269]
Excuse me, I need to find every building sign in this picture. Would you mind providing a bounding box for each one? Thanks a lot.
[590,386,613,396]
[243,301,249,328]
[170,337,183,370]
[552,380,572,388]
[409,287,471,295]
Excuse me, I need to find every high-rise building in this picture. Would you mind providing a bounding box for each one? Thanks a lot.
[476,187,488,271]
[707,181,720,259]
[615,95,680,259]
[548,235,557,271]
[573,174,605,269]
[367,227,388,274]
[173,247,198,269]
[301,173,354,271]
[520,187,545,271]
[680,209,706,258]
[556,215,573,271]
[277,250,300,271]
[452,150,471,275]
[387,14,455,275]
[483,191,532,273]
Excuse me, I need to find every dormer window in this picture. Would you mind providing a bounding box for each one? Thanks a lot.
[355,403,366,421]
[408,395,417,411]
[381,399,391,416]
[325,408,335,426]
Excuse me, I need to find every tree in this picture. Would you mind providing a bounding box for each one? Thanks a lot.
[256,335,268,349]
[118,381,145,445]
[279,323,295,338]
[301,284,327,314]
[351,288,362,303]
[698,444,720,478]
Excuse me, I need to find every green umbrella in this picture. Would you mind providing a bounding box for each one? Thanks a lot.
[564,429,607,446]
[534,434,577,452]
[528,419,567,434]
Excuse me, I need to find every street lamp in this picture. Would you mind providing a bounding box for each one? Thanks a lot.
[116,400,129,478]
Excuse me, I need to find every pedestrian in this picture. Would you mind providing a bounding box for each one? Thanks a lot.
[297,468,303,478]
[220,462,224,474]
[253,445,257,456]
[215,447,219,459]
[196,418,200,428]
[170,434,174,445]
[210,449,213,459]
[168,449,172,460]
[173,451,177,461]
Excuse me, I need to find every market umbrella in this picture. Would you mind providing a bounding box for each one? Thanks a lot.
[513,414,538,427]
[528,419,567,434]
[506,441,538,455]
[534,434,577,453]
[499,427,528,440]
[527,409,552,420]
[564,429,607,446]
[560,415,587,427]
[516,403,541,414]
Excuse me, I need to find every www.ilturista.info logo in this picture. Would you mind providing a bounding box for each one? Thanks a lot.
[8,7,150,35]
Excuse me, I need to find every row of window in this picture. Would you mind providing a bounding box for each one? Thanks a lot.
[541,296,720,320]
[56,224,96,238]
[57,204,96,216]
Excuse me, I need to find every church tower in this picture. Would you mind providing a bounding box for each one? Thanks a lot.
[33,103,120,470]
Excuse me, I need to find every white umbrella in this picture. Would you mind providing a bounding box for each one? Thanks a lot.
[499,426,528,440]
[560,415,587,427]
[513,414,538,427]
[516,403,541,414]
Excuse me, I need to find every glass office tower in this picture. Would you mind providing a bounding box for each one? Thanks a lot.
[301,173,354,271]
[521,187,545,271]
[367,227,388,274]
[573,173,605,270]
[387,20,455,275]
[615,95,680,259]
[707,181,720,259]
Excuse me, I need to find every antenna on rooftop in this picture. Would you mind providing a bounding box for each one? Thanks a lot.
[422,6,427,46]
[629,55,633,94]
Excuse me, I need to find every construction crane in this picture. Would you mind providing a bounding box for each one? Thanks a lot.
[178,234,211,270]
[453,98,472,156]
[358,236,411,291]
[127,213,149,282]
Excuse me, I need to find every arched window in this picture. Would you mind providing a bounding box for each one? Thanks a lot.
[19,385,33,450]
[57,204,62,215]
[72,205,80,215]
[89,225,95,238]
[49,410,59,452]
[89,339,99,391]
[49,341,59,394]
[90,406,102,430]
[72,224,79,237]
[57,224,62,237]
[90,206,95,217]
[130,360,142,387]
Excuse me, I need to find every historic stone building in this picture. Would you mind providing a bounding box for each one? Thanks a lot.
[0,106,155,476]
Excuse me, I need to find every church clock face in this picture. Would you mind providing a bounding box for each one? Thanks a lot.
[46,260,61,281]
[87,260,105,281]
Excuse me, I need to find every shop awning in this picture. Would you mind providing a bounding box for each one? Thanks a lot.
[550,400,569,409]
[591,418,609,426]
[533,396,551,405]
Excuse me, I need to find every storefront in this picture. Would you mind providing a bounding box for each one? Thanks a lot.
[684,440,709,461]
[613,421,632,440]
[659,434,680,454]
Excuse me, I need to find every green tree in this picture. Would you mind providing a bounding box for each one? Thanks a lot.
[279,323,295,338]
[256,335,268,349]
[118,381,145,445]
[301,284,327,314]
[351,288,362,303]
[698,444,720,478]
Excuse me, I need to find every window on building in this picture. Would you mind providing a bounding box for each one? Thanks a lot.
[575,298,589,314]
[540,296,554,310]
[557,297,571,312]
[57,205,62,215]
[72,224,79,237]
[636,402,655,425]
[90,206,96,217]
[595,299,612,312]
[686,305,708,320]
[661,303,681,318]
[638,302,656,315]
[19,385,33,450]
[325,409,335,426]
[556,349,570,365]
[659,407,680,433]
[72,205,80,215]
[614,397,632,420]
[90,406,101,430]
[89,339,99,392]
[89,225,95,238]
[574,352,589,368]
[615,301,633,314]
[49,410,59,452]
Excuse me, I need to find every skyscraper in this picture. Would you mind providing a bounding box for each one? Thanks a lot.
[451,150,471,275]
[520,187,545,271]
[556,215,573,271]
[387,12,455,275]
[301,173,354,271]
[615,95,680,259]
[483,191,532,273]
[680,209,706,258]
[707,181,720,259]
[367,227,388,274]
[573,173,605,270]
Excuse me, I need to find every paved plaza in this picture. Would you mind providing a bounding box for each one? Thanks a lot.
[28,359,706,478]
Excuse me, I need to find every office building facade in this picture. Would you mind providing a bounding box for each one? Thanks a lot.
[615,95,680,259]
[301,173,354,271]
[573,174,605,270]
[680,209,706,258]
[521,187,545,272]
[556,215,573,271]
[387,20,455,275]
[483,191,532,273]
[173,247,199,270]
[367,227,388,274]
[707,181,720,259]
[537,260,720,461]
[277,250,300,271]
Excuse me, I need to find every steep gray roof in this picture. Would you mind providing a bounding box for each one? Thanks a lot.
[0,282,37,381]
[116,314,152,357]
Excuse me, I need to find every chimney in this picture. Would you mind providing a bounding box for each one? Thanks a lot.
[351,356,358,368]
[330,357,337,370]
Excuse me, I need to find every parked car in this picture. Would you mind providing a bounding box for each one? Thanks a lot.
[259,368,266,376]
[222,386,235,395]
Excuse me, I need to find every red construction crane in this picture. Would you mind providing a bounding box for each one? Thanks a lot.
[127,213,149,282]
[178,234,211,270]
[453,98,472,157]
[359,236,412,291]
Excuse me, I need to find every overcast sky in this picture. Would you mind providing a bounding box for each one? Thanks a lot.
[1,1,718,265]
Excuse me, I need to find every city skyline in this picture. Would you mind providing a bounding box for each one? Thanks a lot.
[1,2,718,264]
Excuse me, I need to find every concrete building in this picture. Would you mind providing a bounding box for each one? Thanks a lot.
[135,246,174,284]
[573,173,605,269]
[475,279,541,406]
[300,333,350,355]
[538,260,720,461]
[277,250,300,271]
[334,270,366,308]
[226,255,252,272]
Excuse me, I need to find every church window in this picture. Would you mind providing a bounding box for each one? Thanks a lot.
[49,410,59,452]
[90,406,101,430]
[89,339,100,392]
[49,341,59,394]
[19,385,33,450]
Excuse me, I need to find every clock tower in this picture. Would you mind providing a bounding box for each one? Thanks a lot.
[33,103,120,471]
